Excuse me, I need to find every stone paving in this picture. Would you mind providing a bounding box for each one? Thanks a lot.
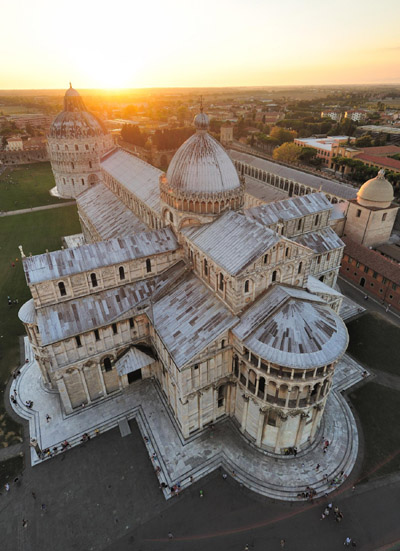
[10,338,366,502]
[339,295,365,321]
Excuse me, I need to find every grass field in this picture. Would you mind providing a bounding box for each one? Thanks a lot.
[0,105,41,115]
[0,162,71,211]
[346,312,400,376]
[349,382,400,481]
[0,205,81,446]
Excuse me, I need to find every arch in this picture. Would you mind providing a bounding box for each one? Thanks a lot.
[103,357,112,372]
[119,266,125,280]
[88,174,99,186]
[289,182,294,197]
[146,259,152,273]
[244,279,250,293]
[219,272,224,291]
[298,262,303,274]
[75,144,79,151]
[179,217,202,230]
[233,354,239,377]
[258,376,266,397]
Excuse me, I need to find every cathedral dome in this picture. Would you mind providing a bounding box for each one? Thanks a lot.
[49,84,108,139]
[357,169,394,208]
[166,112,241,195]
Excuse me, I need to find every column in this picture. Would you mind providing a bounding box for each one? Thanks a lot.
[294,413,307,448]
[57,377,73,414]
[256,410,266,447]
[97,364,108,396]
[79,369,91,404]
[241,395,249,432]
[197,391,203,430]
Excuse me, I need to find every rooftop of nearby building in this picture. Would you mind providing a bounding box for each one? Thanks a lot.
[229,150,358,200]
[360,145,400,157]
[295,136,350,151]
[374,242,400,263]
[293,227,345,254]
[342,237,400,285]
[22,227,179,284]
[101,148,162,213]
[359,125,400,136]
[233,285,348,369]
[355,153,400,171]
[182,210,281,276]
[244,176,288,203]
[76,183,149,240]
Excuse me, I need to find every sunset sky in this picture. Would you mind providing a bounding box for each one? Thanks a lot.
[1,0,400,89]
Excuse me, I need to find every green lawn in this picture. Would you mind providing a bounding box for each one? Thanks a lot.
[349,383,400,481]
[0,455,24,488]
[0,162,71,211]
[0,105,41,115]
[0,205,81,446]
[346,312,400,376]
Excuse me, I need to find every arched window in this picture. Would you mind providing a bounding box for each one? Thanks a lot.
[103,357,112,372]
[272,270,277,282]
[119,266,125,280]
[244,280,250,293]
[221,339,225,349]
[75,144,79,151]
[263,254,268,264]
[298,262,302,274]
[233,355,239,377]
[90,273,98,287]
[203,258,208,276]
[285,247,290,257]
[71,162,74,169]
[62,178,66,185]
[89,161,92,168]
[146,259,152,273]
[81,178,85,186]
[58,282,66,297]
[219,273,224,291]
[258,377,265,397]
[85,144,89,151]
[169,211,174,223]
[218,385,225,408]
[65,145,68,151]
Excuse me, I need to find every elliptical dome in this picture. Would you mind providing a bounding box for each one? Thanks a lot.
[49,84,107,139]
[357,169,394,208]
[166,111,241,195]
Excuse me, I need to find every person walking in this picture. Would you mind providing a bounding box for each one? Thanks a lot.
[168,531,174,539]
[344,537,352,546]
[280,539,286,548]
[46,414,51,423]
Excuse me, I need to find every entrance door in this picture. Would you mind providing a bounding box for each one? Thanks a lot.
[359,277,365,287]
[128,369,142,384]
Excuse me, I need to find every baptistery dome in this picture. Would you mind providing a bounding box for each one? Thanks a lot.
[160,109,244,222]
[49,84,108,139]
[357,169,394,208]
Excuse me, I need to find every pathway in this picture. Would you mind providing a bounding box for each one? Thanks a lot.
[0,201,75,217]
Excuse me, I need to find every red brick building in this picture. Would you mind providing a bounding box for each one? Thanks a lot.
[340,237,400,311]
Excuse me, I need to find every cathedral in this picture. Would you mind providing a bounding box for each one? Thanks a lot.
[18,86,349,454]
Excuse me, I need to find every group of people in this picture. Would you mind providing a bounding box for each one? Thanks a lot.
[320,502,344,522]
[297,486,317,500]
[7,295,19,306]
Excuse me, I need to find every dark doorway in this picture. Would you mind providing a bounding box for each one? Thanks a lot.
[128,370,142,384]
[360,277,366,287]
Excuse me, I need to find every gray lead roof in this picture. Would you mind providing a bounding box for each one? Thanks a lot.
[182,210,280,276]
[23,227,179,284]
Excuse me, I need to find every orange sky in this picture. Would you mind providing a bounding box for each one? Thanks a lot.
[1,0,400,89]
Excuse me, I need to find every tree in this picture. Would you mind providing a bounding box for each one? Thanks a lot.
[270,127,297,145]
[298,147,317,164]
[355,135,373,148]
[273,142,301,164]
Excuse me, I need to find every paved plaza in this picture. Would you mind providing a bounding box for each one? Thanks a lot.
[9,339,366,502]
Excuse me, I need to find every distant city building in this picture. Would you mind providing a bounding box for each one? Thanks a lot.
[332,144,400,175]
[321,110,342,122]
[294,136,353,168]
[47,85,114,198]
[8,113,53,130]
[344,109,368,122]
[220,124,233,145]
[357,125,400,145]
[6,136,23,151]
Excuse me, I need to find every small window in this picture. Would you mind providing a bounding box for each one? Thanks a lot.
[392,283,397,291]
[244,280,250,293]
[298,262,302,274]
[389,294,393,299]
[62,178,66,185]
[204,258,208,276]
[65,145,68,151]
[194,364,199,370]
[90,273,98,287]
[71,162,74,169]
[370,283,374,287]
[75,144,79,151]
[221,339,225,349]
[356,209,361,218]
[263,254,268,264]
[146,259,152,273]
[75,336,82,347]
[81,178,84,186]
[267,410,277,427]
[372,272,378,279]
[297,219,302,230]
[129,318,134,328]
[89,161,92,168]
[169,211,173,223]
[58,282,66,296]
[85,144,89,151]
[317,255,321,264]
[272,270,277,282]
[382,277,387,284]
[112,323,118,335]
[219,273,224,291]
[382,213,387,221]
[285,247,289,257]
[364,266,369,274]
[119,266,125,280]
[94,329,100,341]
[71,178,75,185]
[104,357,112,372]
[356,262,360,268]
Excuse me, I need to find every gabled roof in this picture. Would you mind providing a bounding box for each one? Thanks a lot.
[152,273,238,369]
[245,192,332,227]
[116,347,155,376]
[23,227,179,284]
[77,183,149,240]
[101,148,161,213]
[292,227,345,254]
[233,285,348,369]
[181,210,280,276]
[343,237,400,286]
[35,262,185,345]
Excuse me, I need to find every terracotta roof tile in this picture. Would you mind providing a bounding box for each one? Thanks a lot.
[342,237,400,285]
